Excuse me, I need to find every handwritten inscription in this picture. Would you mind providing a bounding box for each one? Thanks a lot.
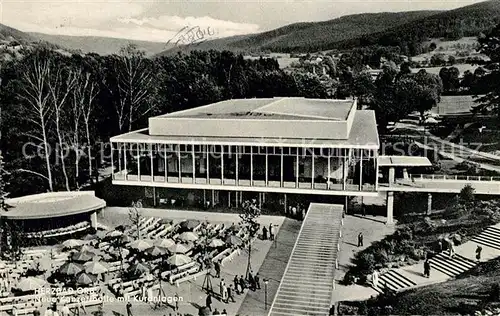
[167,26,218,48]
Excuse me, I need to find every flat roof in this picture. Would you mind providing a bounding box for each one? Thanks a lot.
[378,156,432,167]
[1,192,106,220]
[111,110,379,148]
[164,98,354,121]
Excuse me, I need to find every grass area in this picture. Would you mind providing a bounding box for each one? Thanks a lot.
[342,199,500,285]
[339,256,500,315]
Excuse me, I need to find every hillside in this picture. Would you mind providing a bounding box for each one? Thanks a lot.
[337,0,500,55]
[29,33,172,56]
[0,23,40,44]
[158,10,440,56]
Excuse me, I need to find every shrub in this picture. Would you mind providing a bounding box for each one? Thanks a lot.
[354,252,376,275]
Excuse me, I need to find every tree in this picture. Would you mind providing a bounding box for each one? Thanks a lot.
[47,59,78,191]
[459,184,475,208]
[448,55,456,65]
[351,71,375,106]
[430,54,447,67]
[0,153,10,257]
[129,200,144,239]
[239,200,261,280]
[475,24,500,117]
[18,53,54,191]
[71,69,98,188]
[429,42,437,51]
[439,67,460,93]
[1,221,25,265]
[108,44,155,133]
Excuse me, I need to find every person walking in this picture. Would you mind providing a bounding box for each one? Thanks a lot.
[222,284,228,303]
[126,301,133,316]
[233,275,240,294]
[206,294,212,311]
[269,223,274,240]
[227,285,236,303]
[248,272,255,291]
[174,293,179,311]
[239,275,246,292]
[449,242,455,259]
[214,260,221,278]
[476,245,483,262]
[254,273,261,290]
[357,232,364,247]
[423,259,430,278]
[219,279,225,298]
[262,226,268,240]
[372,270,379,288]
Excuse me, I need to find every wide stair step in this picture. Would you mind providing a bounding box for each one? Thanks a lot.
[471,227,500,250]
[373,270,417,293]
[430,253,476,277]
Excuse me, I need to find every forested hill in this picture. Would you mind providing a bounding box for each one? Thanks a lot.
[159,10,440,56]
[336,0,500,55]
[161,0,500,56]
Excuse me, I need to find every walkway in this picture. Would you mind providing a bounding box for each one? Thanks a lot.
[237,219,302,316]
[379,176,500,195]
[268,203,343,316]
[373,222,500,294]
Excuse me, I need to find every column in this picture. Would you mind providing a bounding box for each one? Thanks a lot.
[343,153,347,190]
[236,146,239,184]
[124,143,127,178]
[327,149,331,190]
[250,146,254,185]
[359,149,363,190]
[111,143,115,180]
[388,167,395,186]
[206,145,210,182]
[211,190,215,208]
[153,187,156,206]
[137,143,140,181]
[295,149,299,188]
[150,144,154,181]
[280,148,284,187]
[427,193,432,215]
[375,153,379,190]
[192,145,196,183]
[258,192,262,209]
[311,149,315,188]
[228,191,231,207]
[164,145,168,180]
[344,196,348,215]
[90,212,98,229]
[203,190,206,206]
[177,145,181,181]
[284,193,287,214]
[386,191,394,225]
[117,143,121,173]
[265,149,268,186]
[221,145,224,184]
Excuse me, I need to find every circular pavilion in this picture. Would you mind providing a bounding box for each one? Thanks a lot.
[0,191,106,238]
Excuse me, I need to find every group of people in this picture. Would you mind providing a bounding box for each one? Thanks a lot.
[285,204,307,220]
[262,223,278,241]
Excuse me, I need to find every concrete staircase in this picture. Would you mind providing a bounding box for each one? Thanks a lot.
[374,270,417,293]
[471,227,500,251]
[429,253,476,277]
[269,204,343,316]
[372,224,500,294]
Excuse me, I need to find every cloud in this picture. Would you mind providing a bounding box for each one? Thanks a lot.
[2,1,260,43]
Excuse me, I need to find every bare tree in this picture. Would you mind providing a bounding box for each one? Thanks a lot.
[19,57,54,191]
[47,64,78,191]
[69,69,98,188]
[113,44,155,132]
[129,200,144,239]
[81,73,98,184]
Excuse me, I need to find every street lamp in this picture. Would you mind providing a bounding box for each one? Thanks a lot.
[264,278,269,310]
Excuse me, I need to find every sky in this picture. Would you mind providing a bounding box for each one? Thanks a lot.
[0,0,490,42]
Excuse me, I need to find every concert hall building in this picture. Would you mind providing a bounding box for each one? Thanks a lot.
[110,97,384,216]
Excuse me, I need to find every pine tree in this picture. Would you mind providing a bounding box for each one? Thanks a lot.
[0,152,10,257]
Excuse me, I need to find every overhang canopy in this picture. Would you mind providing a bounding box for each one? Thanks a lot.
[378,156,432,167]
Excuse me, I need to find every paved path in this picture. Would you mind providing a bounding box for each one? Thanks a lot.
[268,203,343,316]
[373,222,500,294]
[237,219,302,316]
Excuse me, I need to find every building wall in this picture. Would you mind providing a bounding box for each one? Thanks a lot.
[149,117,350,139]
